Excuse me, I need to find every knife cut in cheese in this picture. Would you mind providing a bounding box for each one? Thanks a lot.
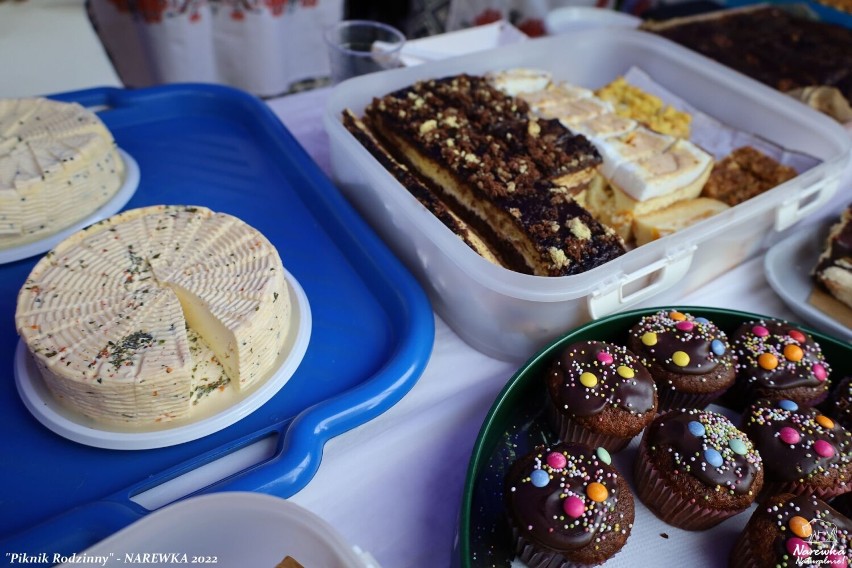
[15,205,290,425]
[0,97,125,250]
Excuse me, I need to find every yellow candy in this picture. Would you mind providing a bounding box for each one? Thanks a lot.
[758,353,778,371]
[586,482,608,502]
[816,415,835,429]
[670,311,686,321]
[617,365,634,379]
[672,351,690,367]
[641,332,657,346]
[789,516,812,538]
[784,344,804,362]
[580,372,598,388]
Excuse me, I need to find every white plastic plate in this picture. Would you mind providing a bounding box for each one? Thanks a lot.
[0,149,141,264]
[14,269,312,450]
[765,226,852,342]
[60,492,376,568]
[544,7,641,34]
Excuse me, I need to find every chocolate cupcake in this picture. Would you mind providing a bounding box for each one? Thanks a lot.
[627,309,736,411]
[731,319,832,407]
[730,492,852,568]
[743,399,852,502]
[829,376,852,430]
[545,341,657,452]
[634,408,763,530]
[505,443,634,567]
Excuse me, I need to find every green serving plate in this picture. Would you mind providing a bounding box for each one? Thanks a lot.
[456,306,852,567]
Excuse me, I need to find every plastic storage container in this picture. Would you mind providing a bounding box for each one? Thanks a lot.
[324,28,851,362]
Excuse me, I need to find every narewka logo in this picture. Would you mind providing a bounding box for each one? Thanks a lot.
[791,518,848,566]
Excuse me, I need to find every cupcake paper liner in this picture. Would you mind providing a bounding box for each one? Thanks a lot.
[633,439,746,530]
[758,479,850,504]
[545,401,632,453]
[728,528,760,568]
[656,387,724,412]
[511,527,594,568]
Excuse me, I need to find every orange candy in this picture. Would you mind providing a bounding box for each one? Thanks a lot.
[670,311,686,321]
[586,482,608,502]
[789,516,812,538]
[816,415,835,429]
[758,353,778,370]
[784,344,804,362]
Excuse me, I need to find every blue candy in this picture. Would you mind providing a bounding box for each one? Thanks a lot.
[688,421,706,437]
[530,469,549,488]
[778,399,799,412]
[695,317,710,325]
[711,339,726,356]
[705,448,724,468]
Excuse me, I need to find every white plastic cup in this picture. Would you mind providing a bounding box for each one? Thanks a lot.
[324,20,406,85]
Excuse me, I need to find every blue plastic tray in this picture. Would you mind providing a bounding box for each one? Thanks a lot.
[0,84,434,555]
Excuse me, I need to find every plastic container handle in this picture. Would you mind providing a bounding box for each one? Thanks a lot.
[588,246,696,319]
[774,173,836,232]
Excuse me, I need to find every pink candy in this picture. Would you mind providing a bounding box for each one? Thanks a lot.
[676,321,694,332]
[789,329,806,343]
[752,325,769,337]
[563,495,585,518]
[828,553,848,567]
[814,363,828,381]
[787,537,810,558]
[597,352,613,365]
[814,439,835,458]
[547,452,567,470]
[779,427,800,445]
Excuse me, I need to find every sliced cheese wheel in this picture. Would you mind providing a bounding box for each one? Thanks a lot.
[16,205,290,425]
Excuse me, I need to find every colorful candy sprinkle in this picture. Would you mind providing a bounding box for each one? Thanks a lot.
[752,325,769,337]
[758,353,778,371]
[729,438,747,455]
[814,440,835,458]
[580,372,598,388]
[596,447,611,465]
[710,339,726,356]
[547,452,567,470]
[688,421,706,437]
[672,351,690,367]
[705,448,723,468]
[813,364,827,382]
[563,495,585,518]
[617,365,634,379]
[789,516,812,538]
[779,427,801,445]
[597,351,613,365]
[816,415,835,429]
[778,399,799,411]
[641,332,657,346]
[789,330,806,343]
[786,537,810,558]
[827,553,847,568]
[530,469,549,487]
[784,344,804,362]
[676,320,694,332]
[586,482,608,502]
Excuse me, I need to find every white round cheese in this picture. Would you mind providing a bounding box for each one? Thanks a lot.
[0,97,125,250]
[15,205,290,425]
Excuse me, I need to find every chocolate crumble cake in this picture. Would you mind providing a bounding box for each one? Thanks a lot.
[348,73,626,276]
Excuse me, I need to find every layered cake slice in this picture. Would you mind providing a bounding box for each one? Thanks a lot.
[813,204,852,309]
[361,74,625,276]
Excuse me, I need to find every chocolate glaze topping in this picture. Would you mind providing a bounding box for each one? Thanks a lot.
[648,409,761,494]
[548,341,656,417]
[505,443,631,552]
[733,319,831,390]
[743,399,852,483]
[763,493,852,566]
[629,310,734,375]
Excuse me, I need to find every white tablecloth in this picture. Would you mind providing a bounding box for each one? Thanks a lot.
[270,87,852,567]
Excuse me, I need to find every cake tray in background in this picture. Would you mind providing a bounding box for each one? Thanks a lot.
[324,28,851,362]
[0,149,140,265]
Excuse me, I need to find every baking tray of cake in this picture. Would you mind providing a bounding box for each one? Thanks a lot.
[324,27,852,363]
[0,84,434,554]
[454,306,852,567]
